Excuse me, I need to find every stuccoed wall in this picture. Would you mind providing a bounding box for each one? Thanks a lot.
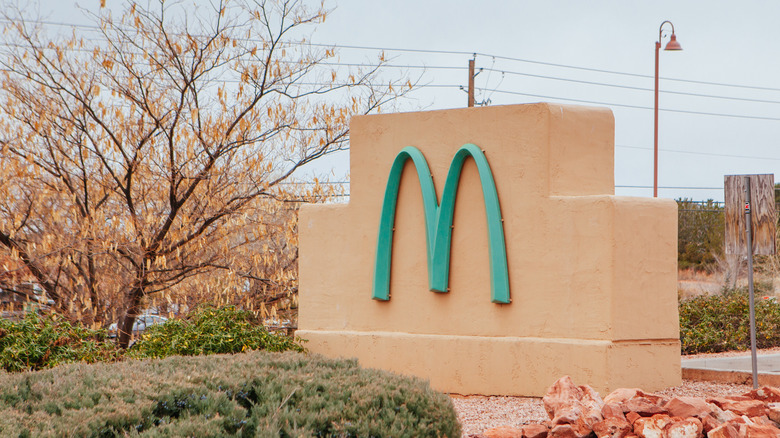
[297,103,680,396]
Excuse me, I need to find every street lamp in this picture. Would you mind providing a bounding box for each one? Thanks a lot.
[654,20,682,198]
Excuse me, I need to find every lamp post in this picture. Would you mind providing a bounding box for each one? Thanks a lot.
[654,20,682,198]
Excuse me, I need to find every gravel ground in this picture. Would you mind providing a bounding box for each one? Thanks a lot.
[450,394,547,437]
[451,380,755,437]
[451,348,773,437]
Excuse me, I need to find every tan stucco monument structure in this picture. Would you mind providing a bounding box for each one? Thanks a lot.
[297,103,680,397]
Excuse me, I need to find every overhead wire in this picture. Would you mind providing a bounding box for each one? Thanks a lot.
[1,38,774,120]
[616,185,724,190]
[3,17,780,94]
[477,88,780,121]
[616,144,780,161]
[2,16,779,197]
[479,67,780,105]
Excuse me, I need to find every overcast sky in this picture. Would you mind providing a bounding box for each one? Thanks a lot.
[32,1,780,202]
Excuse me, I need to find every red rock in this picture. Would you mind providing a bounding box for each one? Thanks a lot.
[604,388,641,405]
[522,424,549,438]
[549,424,588,438]
[626,412,642,425]
[707,397,768,417]
[543,376,603,437]
[574,417,598,437]
[551,405,583,426]
[633,414,673,438]
[702,414,723,432]
[635,391,669,407]
[768,403,780,424]
[664,417,702,438]
[483,425,524,438]
[592,417,632,438]
[663,396,715,419]
[711,405,741,424]
[543,377,583,419]
[579,385,606,429]
[743,424,780,438]
[708,422,740,438]
[751,416,777,426]
[623,398,665,416]
[744,387,780,403]
[603,402,627,420]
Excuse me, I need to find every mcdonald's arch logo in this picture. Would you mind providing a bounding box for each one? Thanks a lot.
[372,144,510,304]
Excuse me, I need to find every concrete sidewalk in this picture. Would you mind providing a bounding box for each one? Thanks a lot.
[682,353,780,386]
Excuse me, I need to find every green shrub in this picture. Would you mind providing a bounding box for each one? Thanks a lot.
[680,284,780,354]
[0,305,304,373]
[0,313,120,372]
[0,351,461,437]
[129,305,305,359]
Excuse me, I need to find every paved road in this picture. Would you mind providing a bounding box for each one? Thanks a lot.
[683,353,780,375]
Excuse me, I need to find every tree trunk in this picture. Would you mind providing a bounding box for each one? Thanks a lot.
[117,288,143,348]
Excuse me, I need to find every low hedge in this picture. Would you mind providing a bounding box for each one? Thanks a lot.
[128,305,305,359]
[0,313,119,372]
[0,306,305,372]
[0,351,461,437]
[680,285,780,354]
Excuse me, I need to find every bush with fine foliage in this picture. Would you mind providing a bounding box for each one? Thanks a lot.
[129,305,305,359]
[679,284,780,354]
[0,351,462,437]
[0,312,119,372]
[0,306,303,372]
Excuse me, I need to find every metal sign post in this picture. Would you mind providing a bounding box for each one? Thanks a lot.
[724,173,776,390]
[744,176,758,389]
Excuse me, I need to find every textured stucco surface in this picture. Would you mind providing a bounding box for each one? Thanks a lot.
[298,103,680,396]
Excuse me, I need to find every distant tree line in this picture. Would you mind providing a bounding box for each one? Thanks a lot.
[677,198,725,272]
[678,183,780,273]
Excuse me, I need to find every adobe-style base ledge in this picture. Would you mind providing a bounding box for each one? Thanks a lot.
[296,329,681,397]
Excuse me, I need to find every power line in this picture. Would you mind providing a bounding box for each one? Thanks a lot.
[483,88,780,121]
[285,181,730,193]
[5,17,780,94]
[310,41,780,93]
[306,42,780,93]
[259,181,731,193]
[469,52,780,93]
[278,181,349,185]
[320,62,464,71]
[6,18,780,121]
[481,68,780,105]
[616,144,780,161]
[616,185,723,190]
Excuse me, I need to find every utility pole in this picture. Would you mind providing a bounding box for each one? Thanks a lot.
[468,58,475,107]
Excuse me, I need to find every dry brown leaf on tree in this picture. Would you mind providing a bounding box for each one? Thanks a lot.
[0,0,413,347]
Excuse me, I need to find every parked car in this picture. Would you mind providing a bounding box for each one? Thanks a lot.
[108,314,168,338]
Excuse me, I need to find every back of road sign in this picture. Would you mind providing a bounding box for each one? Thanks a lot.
[725,174,775,256]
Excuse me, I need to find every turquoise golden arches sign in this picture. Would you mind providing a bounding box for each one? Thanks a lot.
[372,144,510,304]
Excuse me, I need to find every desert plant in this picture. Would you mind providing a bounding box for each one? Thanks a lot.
[129,305,304,359]
[679,283,780,354]
[0,351,461,437]
[0,312,119,372]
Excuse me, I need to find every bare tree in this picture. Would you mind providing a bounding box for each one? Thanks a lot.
[0,0,405,347]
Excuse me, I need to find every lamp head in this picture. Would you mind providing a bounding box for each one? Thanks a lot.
[664,33,682,51]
